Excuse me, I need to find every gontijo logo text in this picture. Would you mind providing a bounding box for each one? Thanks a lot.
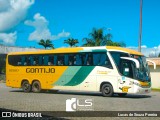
[66,98,94,112]
[26,68,55,73]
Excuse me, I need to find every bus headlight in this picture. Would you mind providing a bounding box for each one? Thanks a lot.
[133,82,141,87]
[136,82,141,87]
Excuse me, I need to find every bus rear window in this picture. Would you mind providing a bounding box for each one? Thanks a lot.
[8,55,21,66]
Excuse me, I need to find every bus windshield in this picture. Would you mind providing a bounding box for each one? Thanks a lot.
[110,51,150,82]
[133,55,151,82]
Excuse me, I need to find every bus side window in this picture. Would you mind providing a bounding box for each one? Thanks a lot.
[16,56,21,65]
[99,53,106,65]
[8,55,20,66]
[57,55,64,66]
[34,56,39,65]
[17,61,21,65]
[43,55,49,65]
[48,55,54,65]
[64,54,69,65]
[54,55,57,65]
[21,56,26,66]
[93,53,112,68]
[68,54,74,66]
[100,53,112,68]
[15,56,21,66]
[76,54,82,65]
[38,56,43,65]
[93,54,100,65]
[81,53,88,65]
[86,54,93,65]
[110,52,129,71]
[29,56,34,65]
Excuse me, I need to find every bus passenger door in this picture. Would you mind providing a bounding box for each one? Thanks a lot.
[118,60,134,93]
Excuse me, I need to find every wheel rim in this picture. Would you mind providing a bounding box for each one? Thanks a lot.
[33,83,39,91]
[104,86,110,94]
[23,83,29,90]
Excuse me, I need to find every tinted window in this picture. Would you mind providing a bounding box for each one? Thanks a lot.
[8,55,21,66]
[57,55,64,65]
[121,60,134,78]
[93,53,112,68]
[8,52,112,68]
[110,51,129,67]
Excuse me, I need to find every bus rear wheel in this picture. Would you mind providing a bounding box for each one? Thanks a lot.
[32,81,41,93]
[101,84,113,97]
[22,81,31,93]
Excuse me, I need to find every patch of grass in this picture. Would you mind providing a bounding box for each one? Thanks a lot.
[152,88,160,92]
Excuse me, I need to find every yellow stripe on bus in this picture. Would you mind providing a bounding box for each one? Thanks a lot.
[106,46,143,56]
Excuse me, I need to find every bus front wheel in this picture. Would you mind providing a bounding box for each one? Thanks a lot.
[22,81,31,93]
[32,81,41,93]
[101,84,113,97]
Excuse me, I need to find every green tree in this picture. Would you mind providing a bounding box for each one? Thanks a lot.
[64,38,79,47]
[89,28,104,46]
[82,28,126,47]
[158,53,160,57]
[83,28,105,46]
[106,40,126,47]
[82,38,95,46]
[103,33,113,45]
[118,41,126,47]
[38,39,54,49]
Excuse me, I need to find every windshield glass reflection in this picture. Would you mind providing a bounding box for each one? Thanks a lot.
[133,55,150,82]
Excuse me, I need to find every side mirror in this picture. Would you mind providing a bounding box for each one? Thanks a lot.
[120,57,140,69]
[146,60,156,69]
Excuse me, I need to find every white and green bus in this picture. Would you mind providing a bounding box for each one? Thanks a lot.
[6,46,155,97]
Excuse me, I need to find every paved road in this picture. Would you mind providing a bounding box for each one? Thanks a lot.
[0,83,160,119]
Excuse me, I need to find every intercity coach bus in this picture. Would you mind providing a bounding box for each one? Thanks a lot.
[6,46,155,97]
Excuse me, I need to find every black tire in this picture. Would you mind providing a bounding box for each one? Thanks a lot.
[32,81,41,93]
[118,93,127,97]
[101,84,113,97]
[22,81,31,93]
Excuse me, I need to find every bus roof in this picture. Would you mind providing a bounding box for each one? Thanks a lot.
[106,46,143,56]
[8,47,83,55]
[8,46,143,56]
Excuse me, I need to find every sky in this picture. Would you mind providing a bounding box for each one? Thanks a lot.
[0,0,160,56]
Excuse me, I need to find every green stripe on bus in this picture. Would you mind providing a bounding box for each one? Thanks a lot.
[64,66,95,86]
[53,66,81,86]
[79,49,107,53]
[92,49,107,52]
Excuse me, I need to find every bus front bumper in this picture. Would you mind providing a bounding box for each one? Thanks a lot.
[135,87,151,94]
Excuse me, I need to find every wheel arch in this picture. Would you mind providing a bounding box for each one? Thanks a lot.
[21,79,29,86]
[31,79,40,85]
[100,82,113,92]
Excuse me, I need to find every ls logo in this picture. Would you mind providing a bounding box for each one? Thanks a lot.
[66,98,93,112]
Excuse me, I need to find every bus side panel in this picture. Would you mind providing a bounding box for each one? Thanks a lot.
[52,66,119,92]
[6,65,68,89]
